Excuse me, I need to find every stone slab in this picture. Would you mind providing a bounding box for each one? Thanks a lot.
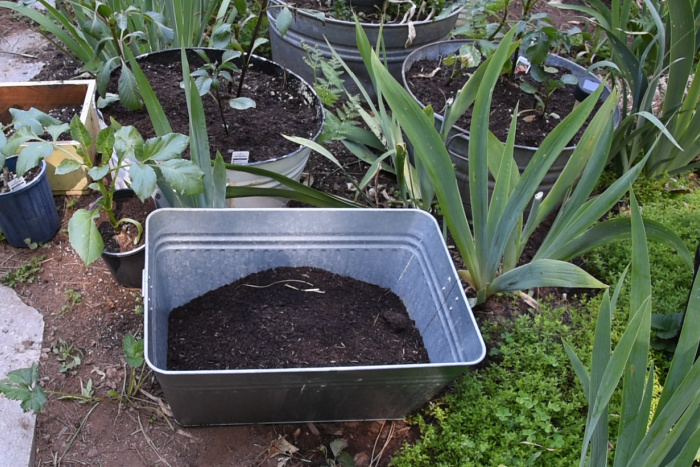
[0,285,44,467]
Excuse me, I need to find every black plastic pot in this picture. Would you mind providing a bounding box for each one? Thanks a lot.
[0,156,60,248]
[99,189,150,288]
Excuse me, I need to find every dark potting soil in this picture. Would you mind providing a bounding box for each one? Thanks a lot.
[405,58,603,148]
[48,104,82,140]
[0,164,41,193]
[167,266,430,371]
[96,194,156,253]
[101,49,320,163]
[286,0,441,23]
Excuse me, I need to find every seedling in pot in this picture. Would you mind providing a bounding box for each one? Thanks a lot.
[63,116,203,265]
[515,15,579,120]
[442,43,485,86]
[187,49,256,136]
[0,108,69,184]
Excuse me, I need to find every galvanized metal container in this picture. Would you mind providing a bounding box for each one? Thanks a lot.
[144,209,485,425]
[401,41,621,215]
[267,1,462,99]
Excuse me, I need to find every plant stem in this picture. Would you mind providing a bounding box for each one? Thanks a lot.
[236,2,266,98]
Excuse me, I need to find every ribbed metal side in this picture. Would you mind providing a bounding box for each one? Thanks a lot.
[267,3,462,98]
[144,208,485,425]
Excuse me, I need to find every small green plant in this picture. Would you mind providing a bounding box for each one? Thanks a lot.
[319,438,355,467]
[442,43,484,85]
[516,17,579,119]
[131,291,143,315]
[1,335,150,415]
[0,365,47,414]
[108,334,146,400]
[1,255,45,287]
[60,289,83,314]
[189,49,255,136]
[64,116,203,265]
[302,43,362,142]
[51,338,83,374]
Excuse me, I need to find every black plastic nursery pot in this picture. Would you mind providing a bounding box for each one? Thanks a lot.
[0,156,60,248]
[267,0,462,99]
[99,189,150,288]
[144,208,486,426]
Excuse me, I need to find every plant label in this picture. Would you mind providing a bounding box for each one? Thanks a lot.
[230,151,250,165]
[515,56,531,74]
[8,176,27,191]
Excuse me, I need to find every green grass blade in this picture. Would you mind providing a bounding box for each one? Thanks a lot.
[355,23,481,292]
[543,217,693,268]
[487,259,606,294]
[614,191,652,466]
[125,47,172,136]
[471,30,519,280]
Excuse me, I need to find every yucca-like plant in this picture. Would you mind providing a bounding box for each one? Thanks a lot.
[557,0,700,177]
[355,22,691,305]
[565,191,700,466]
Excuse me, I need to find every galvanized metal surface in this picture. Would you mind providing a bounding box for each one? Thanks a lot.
[267,2,461,98]
[144,209,485,425]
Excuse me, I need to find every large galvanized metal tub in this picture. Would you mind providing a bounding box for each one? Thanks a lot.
[144,208,485,425]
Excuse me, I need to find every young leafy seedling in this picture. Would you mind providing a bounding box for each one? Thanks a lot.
[188,49,255,135]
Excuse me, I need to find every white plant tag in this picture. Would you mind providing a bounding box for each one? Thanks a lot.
[230,151,250,165]
[8,177,27,191]
[515,56,531,74]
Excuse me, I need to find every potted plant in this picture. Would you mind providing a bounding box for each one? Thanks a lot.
[144,208,486,425]
[0,80,100,195]
[267,0,463,98]
[65,116,204,287]
[0,109,63,248]
[100,47,325,208]
[400,18,620,212]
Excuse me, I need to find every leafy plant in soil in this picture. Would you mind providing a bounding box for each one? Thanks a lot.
[0,334,150,414]
[64,116,203,264]
[273,0,456,25]
[189,49,256,135]
[362,24,692,306]
[1,108,68,177]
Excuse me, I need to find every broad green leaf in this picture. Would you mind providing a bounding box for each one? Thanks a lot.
[117,65,143,111]
[69,115,92,148]
[229,97,256,110]
[142,133,189,162]
[122,335,144,368]
[46,123,70,141]
[56,159,83,175]
[276,6,292,36]
[68,208,104,265]
[488,259,606,294]
[129,162,157,201]
[87,164,110,181]
[156,159,204,196]
[16,143,53,176]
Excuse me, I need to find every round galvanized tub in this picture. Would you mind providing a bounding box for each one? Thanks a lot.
[401,40,621,214]
[267,0,462,98]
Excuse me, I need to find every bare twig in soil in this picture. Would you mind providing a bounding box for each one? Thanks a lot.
[370,421,395,467]
[0,49,38,58]
[138,413,172,467]
[57,403,99,465]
